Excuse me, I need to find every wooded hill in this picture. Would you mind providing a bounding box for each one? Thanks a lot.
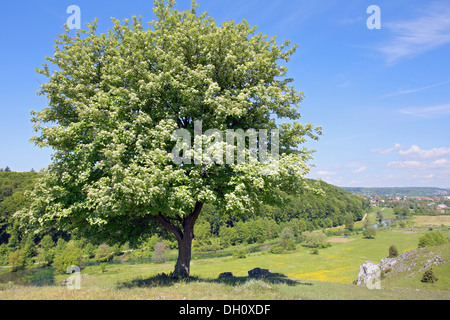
[0,171,369,247]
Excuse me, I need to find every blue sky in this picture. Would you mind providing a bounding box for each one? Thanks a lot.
[0,0,449,188]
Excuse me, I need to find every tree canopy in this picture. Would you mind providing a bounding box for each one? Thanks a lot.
[19,0,321,277]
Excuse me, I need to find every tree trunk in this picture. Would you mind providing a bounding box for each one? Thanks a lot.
[155,202,203,279]
[174,228,193,278]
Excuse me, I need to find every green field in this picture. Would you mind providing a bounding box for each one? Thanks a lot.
[1,216,449,300]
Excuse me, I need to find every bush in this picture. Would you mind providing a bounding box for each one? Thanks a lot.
[53,243,83,274]
[388,245,398,258]
[269,244,283,254]
[95,244,114,263]
[418,231,448,248]
[232,248,247,259]
[421,268,438,283]
[152,241,169,263]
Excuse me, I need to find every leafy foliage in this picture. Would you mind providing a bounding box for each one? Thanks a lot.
[0,172,39,244]
[418,231,448,248]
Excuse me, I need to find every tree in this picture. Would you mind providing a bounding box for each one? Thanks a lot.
[8,249,25,271]
[22,233,37,265]
[301,231,328,248]
[363,226,376,239]
[20,0,321,278]
[345,213,354,231]
[376,210,383,224]
[39,235,55,265]
[279,226,296,251]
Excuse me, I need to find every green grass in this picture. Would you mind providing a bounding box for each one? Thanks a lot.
[1,215,449,300]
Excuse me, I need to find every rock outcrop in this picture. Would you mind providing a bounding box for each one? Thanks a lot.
[357,247,447,286]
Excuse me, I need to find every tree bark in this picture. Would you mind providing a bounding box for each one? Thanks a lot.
[155,202,203,278]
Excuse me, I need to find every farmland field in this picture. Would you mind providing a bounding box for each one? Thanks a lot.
[413,215,450,226]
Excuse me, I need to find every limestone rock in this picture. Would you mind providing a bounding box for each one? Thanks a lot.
[357,260,380,285]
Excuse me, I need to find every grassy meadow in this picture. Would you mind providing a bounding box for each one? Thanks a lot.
[1,213,449,300]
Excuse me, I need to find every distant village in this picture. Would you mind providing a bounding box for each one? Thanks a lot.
[366,194,450,214]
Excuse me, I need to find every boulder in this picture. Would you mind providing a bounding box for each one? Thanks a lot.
[218,272,233,278]
[248,267,272,278]
[357,260,380,286]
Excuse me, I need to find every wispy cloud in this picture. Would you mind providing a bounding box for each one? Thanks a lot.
[352,166,367,174]
[399,103,450,118]
[378,2,450,64]
[373,143,450,159]
[371,143,402,155]
[381,80,450,98]
[387,158,450,169]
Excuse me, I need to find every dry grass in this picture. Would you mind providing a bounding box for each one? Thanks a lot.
[413,215,450,227]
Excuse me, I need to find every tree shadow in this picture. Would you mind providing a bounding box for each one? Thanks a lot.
[117,270,313,289]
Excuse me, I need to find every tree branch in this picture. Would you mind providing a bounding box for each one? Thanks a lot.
[155,213,183,242]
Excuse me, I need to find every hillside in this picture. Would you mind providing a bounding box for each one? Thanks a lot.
[343,187,450,197]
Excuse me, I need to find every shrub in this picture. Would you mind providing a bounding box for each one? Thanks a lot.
[232,248,247,259]
[95,244,114,263]
[152,241,169,263]
[421,268,438,283]
[418,231,448,248]
[388,245,398,258]
[53,243,83,274]
[310,248,319,255]
[269,244,283,254]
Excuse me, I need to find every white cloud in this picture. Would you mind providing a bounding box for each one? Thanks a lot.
[378,2,450,64]
[315,170,337,176]
[371,143,402,155]
[399,145,450,159]
[352,166,367,174]
[381,80,450,98]
[387,160,421,168]
[387,158,450,169]
[399,103,450,118]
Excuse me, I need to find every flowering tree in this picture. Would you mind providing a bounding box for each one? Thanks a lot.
[21,0,321,278]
